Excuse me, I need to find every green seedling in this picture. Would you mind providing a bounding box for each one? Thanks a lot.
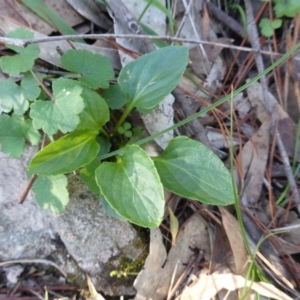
[117,122,133,138]
[1,27,237,228]
[259,0,300,37]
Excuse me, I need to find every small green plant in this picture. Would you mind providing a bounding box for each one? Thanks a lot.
[259,0,300,37]
[0,27,235,228]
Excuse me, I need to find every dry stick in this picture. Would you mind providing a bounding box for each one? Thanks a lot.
[0,33,297,59]
[18,174,38,204]
[181,0,208,60]
[244,0,271,113]
[276,130,300,212]
[0,259,67,278]
[207,2,245,38]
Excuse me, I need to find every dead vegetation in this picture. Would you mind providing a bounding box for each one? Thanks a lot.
[0,0,300,299]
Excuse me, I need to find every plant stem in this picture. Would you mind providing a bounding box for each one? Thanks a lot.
[113,103,133,135]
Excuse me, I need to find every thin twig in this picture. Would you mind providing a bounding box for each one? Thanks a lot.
[244,0,272,113]
[276,131,300,212]
[18,174,38,204]
[0,33,297,59]
[207,2,245,37]
[0,259,67,278]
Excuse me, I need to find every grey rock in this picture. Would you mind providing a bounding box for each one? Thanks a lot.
[0,146,145,295]
[0,147,55,261]
[3,265,24,287]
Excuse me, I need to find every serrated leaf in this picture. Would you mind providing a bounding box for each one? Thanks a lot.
[61,49,114,89]
[0,27,40,76]
[118,46,188,112]
[152,136,235,206]
[101,84,127,109]
[32,174,69,213]
[96,145,165,228]
[99,193,126,221]
[29,129,99,175]
[0,114,40,158]
[77,87,109,130]
[30,78,84,135]
[0,72,40,115]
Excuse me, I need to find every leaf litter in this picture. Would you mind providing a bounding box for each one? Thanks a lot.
[0,0,300,299]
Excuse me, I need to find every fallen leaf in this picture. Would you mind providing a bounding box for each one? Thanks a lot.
[133,228,167,300]
[219,207,249,275]
[236,119,270,205]
[87,274,106,300]
[180,270,293,300]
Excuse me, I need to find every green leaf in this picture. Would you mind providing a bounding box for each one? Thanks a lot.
[80,135,110,194]
[96,145,165,228]
[99,193,126,221]
[80,157,101,195]
[97,135,111,157]
[272,19,282,29]
[30,78,84,135]
[21,0,85,43]
[61,49,114,89]
[259,18,274,37]
[152,136,235,206]
[259,18,282,37]
[0,114,40,158]
[118,46,188,112]
[0,72,40,115]
[101,84,127,109]
[0,27,40,76]
[77,87,109,130]
[29,129,99,175]
[32,174,69,213]
[274,0,300,18]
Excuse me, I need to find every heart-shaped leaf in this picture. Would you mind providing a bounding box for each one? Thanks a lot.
[118,46,188,112]
[153,136,235,206]
[95,145,165,228]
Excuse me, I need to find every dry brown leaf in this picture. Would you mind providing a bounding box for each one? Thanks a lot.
[180,269,293,300]
[236,119,270,205]
[247,82,300,162]
[135,215,210,300]
[204,38,233,62]
[133,228,167,300]
[87,274,106,300]
[277,114,300,162]
[65,0,112,29]
[0,0,84,35]
[219,207,249,275]
[210,223,232,272]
